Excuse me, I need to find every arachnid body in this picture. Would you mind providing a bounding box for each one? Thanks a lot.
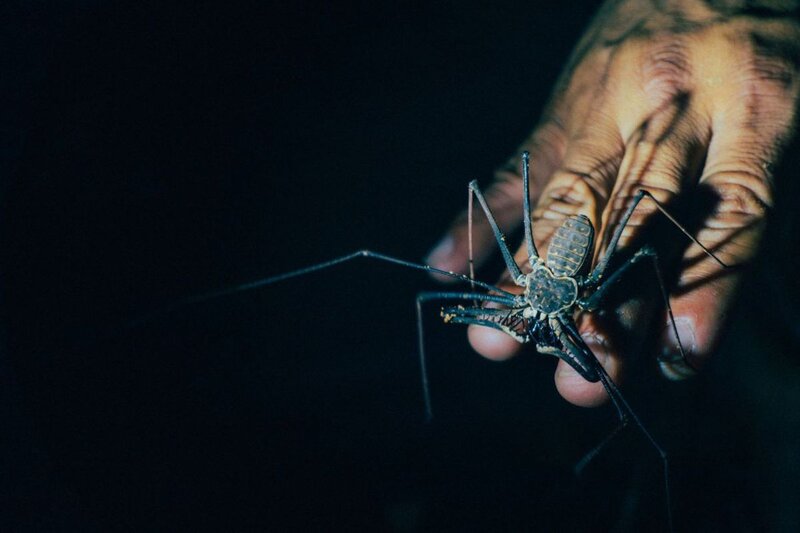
[142,151,725,532]
[184,153,723,394]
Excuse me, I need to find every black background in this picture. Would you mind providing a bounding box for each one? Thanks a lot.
[3,1,800,531]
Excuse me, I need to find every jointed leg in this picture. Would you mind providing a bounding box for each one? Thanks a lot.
[416,291,519,420]
[230,250,516,297]
[549,317,600,382]
[126,249,518,331]
[578,246,656,311]
[466,151,536,297]
[521,151,539,263]
[585,189,727,287]
[468,181,525,284]
[559,317,673,532]
[552,317,628,472]
[579,245,697,373]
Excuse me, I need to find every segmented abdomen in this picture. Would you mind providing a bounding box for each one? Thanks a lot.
[546,214,594,276]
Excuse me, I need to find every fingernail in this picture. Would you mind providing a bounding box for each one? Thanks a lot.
[660,317,697,380]
[425,236,455,269]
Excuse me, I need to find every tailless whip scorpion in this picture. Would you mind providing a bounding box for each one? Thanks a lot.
[131,151,727,531]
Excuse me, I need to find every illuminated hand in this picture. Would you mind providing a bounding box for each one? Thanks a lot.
[427,0,800,406]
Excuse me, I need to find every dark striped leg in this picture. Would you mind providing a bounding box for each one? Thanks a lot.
[549,317,600,382]
[585,189,727,287]
[521,151,539,262]
[559,317,674,533]
[416,292,519,420]
[579,245,697,374]
[468,181,525,284]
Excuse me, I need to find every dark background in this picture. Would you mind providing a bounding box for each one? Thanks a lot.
[3,1,800,531]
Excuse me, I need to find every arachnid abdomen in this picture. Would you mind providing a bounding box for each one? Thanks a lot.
[546,214,594,276]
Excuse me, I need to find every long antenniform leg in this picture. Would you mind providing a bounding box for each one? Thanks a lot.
[582,190,729,375]
[468,180,525,284]
[586,190,727,286]
[557,317,674,533]
[125,250,517,331]
[125,249,519,421]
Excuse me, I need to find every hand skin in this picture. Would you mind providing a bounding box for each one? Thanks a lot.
[427,0,800,407]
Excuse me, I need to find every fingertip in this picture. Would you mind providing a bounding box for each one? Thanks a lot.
[658,282,729,380]
[426,235,472,283]
[554,362,607,407]
[659,315,701,380]
[468,324,521,361]
[658,269,740,380]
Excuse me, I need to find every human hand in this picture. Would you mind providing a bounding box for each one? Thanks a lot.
[427,0,800,407]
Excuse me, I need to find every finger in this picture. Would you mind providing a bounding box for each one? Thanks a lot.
[469,111,625,368]
[657,141,771,378]
[657,124,780,378]
[427,38,615,279]
[467,289,524,361]
[556,111,709,405]
[426,121,567,279]
[554,315,621,408]
[657,29,797,378]
[551,33,716,404]
[467,46,628,373]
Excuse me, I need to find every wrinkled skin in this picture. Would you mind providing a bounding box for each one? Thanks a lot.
[427,0,800,407]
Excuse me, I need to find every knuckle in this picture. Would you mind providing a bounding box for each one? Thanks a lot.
[537,178,595,219]
[536,163,614,221]
[608,185,676,236]
[531,172,603,253]
[628,140,690,187]
[556,133,625,195]
[609,36,691,105]
[570,123,624,157]
[735,69,798,127]
[745,54,796,94]
[743,29,800,93]
[715,29,800,130]
[534,118,569,152]
[701,169,771,225]
[640,39,691,103]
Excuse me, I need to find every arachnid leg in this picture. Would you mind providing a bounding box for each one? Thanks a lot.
[576,190,728,377]
[578,246,656,312]
[416,291,520,420]
[548,317,599,382]
[584,190,726,288]
[127,249,518,332]
[579,245,697,376]
[558,317,673,531]
[469,180,525,284]
[520,151,539,263]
